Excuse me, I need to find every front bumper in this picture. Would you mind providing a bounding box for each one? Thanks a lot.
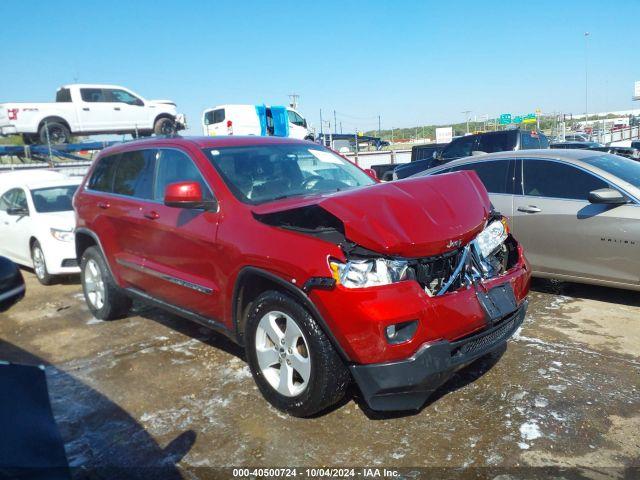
[350,300,527,411]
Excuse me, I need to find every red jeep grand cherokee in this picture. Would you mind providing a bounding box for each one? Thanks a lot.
[74,136,530,416]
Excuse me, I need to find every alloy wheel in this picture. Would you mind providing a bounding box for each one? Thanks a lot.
[84,259,105,310]
[32,247,46,280]
[255,310,311,397]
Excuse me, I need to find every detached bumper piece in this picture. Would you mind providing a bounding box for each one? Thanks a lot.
[350,301,527,411]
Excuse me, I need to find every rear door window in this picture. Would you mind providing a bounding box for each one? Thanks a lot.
[477,131,517,153]
[87,154,119,192]
[154,149,213,201]
[441,136,476,159]
[56,88,72,102]
[112,150,157,199]
[522,160,608,200]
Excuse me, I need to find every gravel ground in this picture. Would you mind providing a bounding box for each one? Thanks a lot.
[0,272,638,479]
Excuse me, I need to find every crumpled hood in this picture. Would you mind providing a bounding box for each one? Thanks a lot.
[253,171,491,257]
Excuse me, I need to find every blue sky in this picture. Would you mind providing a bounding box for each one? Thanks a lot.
[1,0,638,134]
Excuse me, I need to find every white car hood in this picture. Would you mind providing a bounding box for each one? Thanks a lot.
[39,210,76,231]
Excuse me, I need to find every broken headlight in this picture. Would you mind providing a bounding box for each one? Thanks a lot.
[475,219,508,259]
[329,258,408,288]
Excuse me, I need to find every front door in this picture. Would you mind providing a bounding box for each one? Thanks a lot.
[0,188,32,264]
[137,146,222,321]
[513,158,640,285]
[104,88,149,131]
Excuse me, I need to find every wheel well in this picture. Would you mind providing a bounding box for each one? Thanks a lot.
[38,116,71,133]
[154,113,175,125]
[234,272,287,343]
[231,267,349,361]
[75,232,96,263]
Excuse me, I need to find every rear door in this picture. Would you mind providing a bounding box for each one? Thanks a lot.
[137,146,222,321]
[203,108,226,136]
[287,109,307,139]
[512,158,639,284]
[77,88,117,131]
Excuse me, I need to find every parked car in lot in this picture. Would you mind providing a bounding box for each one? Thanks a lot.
[550,141,602,149]
[393,129,549,180]
[563,133,591,142]
[74,136,530,416]
[202,104,312,140]
[0,256,25,312]
[419,150,640,291]
[0,84,186,145]
[590,145,640,160]
[0,171,81,284]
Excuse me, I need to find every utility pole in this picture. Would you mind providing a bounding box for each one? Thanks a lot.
[319,109,324,138]
[333,110,337,134]
[378,115,381,138]
[340,122,343,134]
[584,32,590,125]
[288,93,299,110]
[462,110,471,134]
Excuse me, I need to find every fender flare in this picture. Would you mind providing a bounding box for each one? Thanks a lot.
[231,266,350,362]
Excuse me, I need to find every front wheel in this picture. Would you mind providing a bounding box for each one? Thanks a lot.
[245,291,350,417]
[31,241,53,285]
[153,117,176,136]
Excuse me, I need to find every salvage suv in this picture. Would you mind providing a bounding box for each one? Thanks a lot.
[74,136,531,416]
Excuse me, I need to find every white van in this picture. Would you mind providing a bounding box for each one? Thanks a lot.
[202,104,312,140]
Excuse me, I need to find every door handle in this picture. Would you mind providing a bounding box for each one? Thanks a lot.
[114,107,121,111]
[517,205,542,213]
[82,107,90,111]
[143,210,159,220]
[97,201,110,209]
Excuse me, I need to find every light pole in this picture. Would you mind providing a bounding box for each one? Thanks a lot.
[584,32,590,126]
[462,110,471,134]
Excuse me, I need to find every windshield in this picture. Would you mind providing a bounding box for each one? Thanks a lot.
[30,185,78,213]
[580,154,640,188]
[202,144,375,204]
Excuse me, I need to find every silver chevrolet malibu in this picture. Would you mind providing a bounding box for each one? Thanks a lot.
[419,149,640,292]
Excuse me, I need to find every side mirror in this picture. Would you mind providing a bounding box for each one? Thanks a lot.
[588,188,627,205]
[6,207,28,217]
[134,99,144,107]
[0,256,25,312]
[303,119,308,128]
[164,181,216,210]
[364,168,378,180]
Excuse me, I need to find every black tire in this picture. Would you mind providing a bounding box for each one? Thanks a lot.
[153,117,176,136]
[80,246,131,320]
[31,241,54,286]
[245,290,350,417]
[38,121,70,144]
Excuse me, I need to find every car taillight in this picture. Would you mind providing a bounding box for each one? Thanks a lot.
[227,120,232,128]
[7,108,18,120]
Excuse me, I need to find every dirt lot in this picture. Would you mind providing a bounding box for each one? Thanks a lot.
[0,271,639,479]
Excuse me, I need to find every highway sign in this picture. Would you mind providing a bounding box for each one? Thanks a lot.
[499,114,512,125]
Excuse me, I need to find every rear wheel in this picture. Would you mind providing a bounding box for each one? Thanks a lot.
[31,241,53,285]
[153,117,176,136]
[245,290,350,417]
[80,246,131,320]
[38,121,70,144]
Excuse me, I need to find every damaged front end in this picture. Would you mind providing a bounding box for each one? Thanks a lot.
[330,214,519,297]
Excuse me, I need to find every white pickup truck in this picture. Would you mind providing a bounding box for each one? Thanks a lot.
[0,84,186,144]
